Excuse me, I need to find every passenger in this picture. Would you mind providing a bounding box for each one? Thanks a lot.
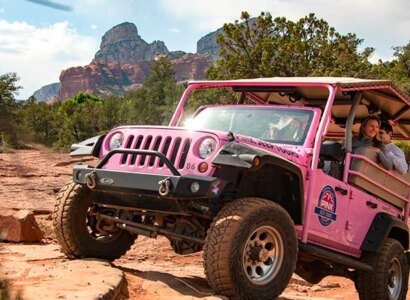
[352,116,380,153]
[376,122,408,175]
[269,123,280,140]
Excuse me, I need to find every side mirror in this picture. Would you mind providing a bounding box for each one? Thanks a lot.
[70,135,105,157]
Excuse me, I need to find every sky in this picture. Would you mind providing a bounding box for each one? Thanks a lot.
[0,0,409,99]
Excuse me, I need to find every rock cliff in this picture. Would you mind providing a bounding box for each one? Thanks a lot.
[196,27,223,60]
[52,22,215,101]
[93,22,169,65]
[33,82,61,102]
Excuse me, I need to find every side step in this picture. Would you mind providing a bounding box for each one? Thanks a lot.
[299,243,373,272]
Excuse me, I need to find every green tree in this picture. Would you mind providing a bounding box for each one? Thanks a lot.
[100,95,123,130]
[0,72,21,147]
[144,57,184,124]
[56,93,103,148]
[383,42,410,95]
[21,101,60,145]
[123,57,184,125]
[208,12,374,80]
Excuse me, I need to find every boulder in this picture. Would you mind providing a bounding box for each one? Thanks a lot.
[0,209,44,242]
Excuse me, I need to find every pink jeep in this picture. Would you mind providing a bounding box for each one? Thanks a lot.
[53,78,410,300]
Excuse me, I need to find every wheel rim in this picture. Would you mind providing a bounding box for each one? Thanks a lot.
[242,225,284,285]
[388,257,403,300]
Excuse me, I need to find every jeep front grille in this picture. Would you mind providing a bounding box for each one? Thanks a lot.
[121,135,191,169]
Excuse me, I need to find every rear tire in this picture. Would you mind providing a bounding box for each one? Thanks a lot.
[203,198,297,300]
[356,238,408,300]
[52,180,136,260]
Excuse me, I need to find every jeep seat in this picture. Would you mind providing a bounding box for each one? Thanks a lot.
[348,147,410,209]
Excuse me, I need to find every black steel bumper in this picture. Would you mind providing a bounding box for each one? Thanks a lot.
[72,149,227,199]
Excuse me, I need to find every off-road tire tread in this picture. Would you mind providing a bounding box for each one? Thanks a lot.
[203,197,297,300]
[52,180,135,260]
[53,180,80,258]
[356,238,408,300]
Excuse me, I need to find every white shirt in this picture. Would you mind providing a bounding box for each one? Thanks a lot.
[378,142,408,175]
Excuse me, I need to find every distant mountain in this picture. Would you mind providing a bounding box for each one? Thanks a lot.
[33,82,60,102]
[93,22,170,65]
[33,22,221,102]
[196,27,223,59]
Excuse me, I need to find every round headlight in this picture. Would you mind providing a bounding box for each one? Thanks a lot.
[198,137,217,159]
[108,132,124,150]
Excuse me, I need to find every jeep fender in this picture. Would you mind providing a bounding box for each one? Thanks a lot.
[212,142,304,223]
[70,135,105,157]
[361,212,409,252]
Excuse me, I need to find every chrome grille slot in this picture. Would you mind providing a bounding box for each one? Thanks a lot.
[159,137,172,167]
[121,135,134,164]
[169,137,182,165]
[149,136,163,166]
[178,139,191,169]
[139,136,153,166]
[130,135,144,165]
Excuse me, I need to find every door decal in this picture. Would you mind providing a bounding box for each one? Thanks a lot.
[314,185,337,226]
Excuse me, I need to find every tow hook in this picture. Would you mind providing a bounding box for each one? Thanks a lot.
[85,171,97,189]
[158,177,171,196]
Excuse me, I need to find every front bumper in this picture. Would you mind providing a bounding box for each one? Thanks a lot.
[72,149,227,199]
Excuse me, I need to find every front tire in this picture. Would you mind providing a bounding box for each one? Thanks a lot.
[203,198,297,300]
[52,180,136,260]
[356,238,409,300]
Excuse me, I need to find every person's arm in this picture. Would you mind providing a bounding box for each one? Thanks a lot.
[378,150,394,171]
[389,145,408,175]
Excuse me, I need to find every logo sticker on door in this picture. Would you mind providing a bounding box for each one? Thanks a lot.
[314,185,337,226]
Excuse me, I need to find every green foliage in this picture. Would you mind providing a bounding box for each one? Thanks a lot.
[0,72,22,147]
[99,95,123,129]
[138,57,184,125]
[375,42,410,95]
[19,100,60,145]
[0,72,21,106]
[56,94,103,148]
[208,12,374,79]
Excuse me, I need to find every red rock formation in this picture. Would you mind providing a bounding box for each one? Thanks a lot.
[57,54,212,100]
[172,53,211,82]
[54,22,213,101]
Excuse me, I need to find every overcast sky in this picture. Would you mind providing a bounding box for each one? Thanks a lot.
[1,0,409,99]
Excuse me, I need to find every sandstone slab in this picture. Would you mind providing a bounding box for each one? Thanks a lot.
[0,244,124,300]
[0,209,44,242]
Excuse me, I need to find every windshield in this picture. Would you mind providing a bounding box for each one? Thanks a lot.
[186,106,314,145]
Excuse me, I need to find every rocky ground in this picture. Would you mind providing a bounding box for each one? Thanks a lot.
[0,149,397,299]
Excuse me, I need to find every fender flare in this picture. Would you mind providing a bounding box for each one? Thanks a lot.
[361,212,409,252]
[212,142,305,220]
